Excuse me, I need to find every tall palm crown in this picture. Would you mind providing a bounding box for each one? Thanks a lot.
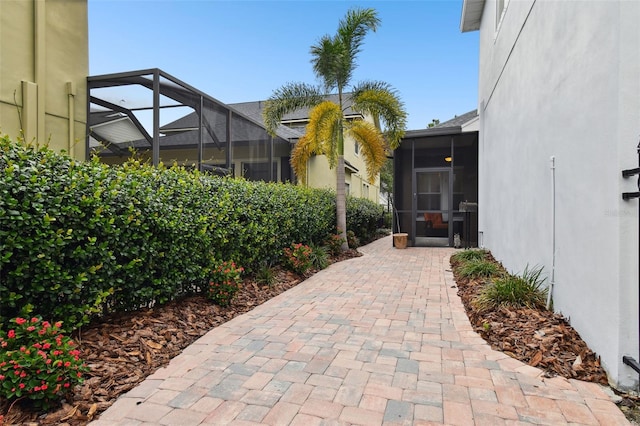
[263,7,407,249]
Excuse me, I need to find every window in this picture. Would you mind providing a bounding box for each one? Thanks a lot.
[345,182,350,196]
[355,141,360,155]
[362,183,369,198]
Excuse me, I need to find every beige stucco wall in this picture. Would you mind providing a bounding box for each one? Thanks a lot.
[0,0,87,159]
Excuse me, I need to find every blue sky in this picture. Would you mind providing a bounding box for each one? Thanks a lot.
[88,0,479,130]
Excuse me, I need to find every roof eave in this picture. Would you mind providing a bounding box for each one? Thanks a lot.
[403,126,463,139]
[460,0,485,32]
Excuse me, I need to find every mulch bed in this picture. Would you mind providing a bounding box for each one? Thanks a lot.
[451,253,608,384]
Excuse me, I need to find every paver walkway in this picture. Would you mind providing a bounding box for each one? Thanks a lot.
[91,236,628,425]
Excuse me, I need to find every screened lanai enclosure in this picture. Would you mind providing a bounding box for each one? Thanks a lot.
[86,69,297,182]
[393,127,478,248]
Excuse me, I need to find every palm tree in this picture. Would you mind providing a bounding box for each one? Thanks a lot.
[263,7,406,250]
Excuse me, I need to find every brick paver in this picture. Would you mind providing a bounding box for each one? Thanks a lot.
[91,236,628,425]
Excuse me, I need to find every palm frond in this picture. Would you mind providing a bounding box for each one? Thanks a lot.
[337,8,380,59]
[351,81,407,149]
[290,134,313,185]
[311,36,346,92]
[347,120,386,183]
[262,83,324,136]
[304,101,343,169]
[310,8,379,95]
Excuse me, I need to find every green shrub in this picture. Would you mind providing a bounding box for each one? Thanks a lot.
[0,136,383,331]
[0,139,121,328]
[255,263,276,286]
[382,211,392,229]
[0,317,87,409]
[346,196,384,243]
[451,249,489,264]
[309,244,330,270]
[374,228,391,239]
[347,230,360,249]
[473,265,548,312]
[457,258,502,279]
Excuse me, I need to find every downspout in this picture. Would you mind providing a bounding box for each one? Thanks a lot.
[546,156,556,309]
[35,0,46,142]
[67,82,75,157]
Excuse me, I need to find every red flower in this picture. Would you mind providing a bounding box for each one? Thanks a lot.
[31,317,39,323]
[18,383,25,389]
[15,318,27,325]
[26,326,35,332]
[7,330,15,339]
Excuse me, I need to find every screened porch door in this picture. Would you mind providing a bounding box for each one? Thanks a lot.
[413,168,452,247]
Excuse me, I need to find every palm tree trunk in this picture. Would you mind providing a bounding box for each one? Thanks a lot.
[336,154,348,251]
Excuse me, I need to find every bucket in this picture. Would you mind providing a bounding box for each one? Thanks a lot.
[393,233,408,249]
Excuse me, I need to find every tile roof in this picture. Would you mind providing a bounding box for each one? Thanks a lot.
[435,109,478,128]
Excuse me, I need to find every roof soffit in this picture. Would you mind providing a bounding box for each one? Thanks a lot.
[460,0,485,32]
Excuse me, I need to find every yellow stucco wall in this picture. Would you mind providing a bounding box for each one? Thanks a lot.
[0,0,88,159]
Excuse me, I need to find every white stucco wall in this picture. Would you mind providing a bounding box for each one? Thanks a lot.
[477,0,640,388]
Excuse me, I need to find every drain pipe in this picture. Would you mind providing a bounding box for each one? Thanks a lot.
[546,156,556,310]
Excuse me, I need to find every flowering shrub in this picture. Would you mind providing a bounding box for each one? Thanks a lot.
[0,317,87,409]
[325,232,346,255]
[282,243,314,275]
[207,261,244,307]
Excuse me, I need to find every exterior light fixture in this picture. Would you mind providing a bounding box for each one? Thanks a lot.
[445,156,452,162]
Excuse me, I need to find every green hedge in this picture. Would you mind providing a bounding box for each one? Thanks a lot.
[0,136,381,330]
[346,196,385,244]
